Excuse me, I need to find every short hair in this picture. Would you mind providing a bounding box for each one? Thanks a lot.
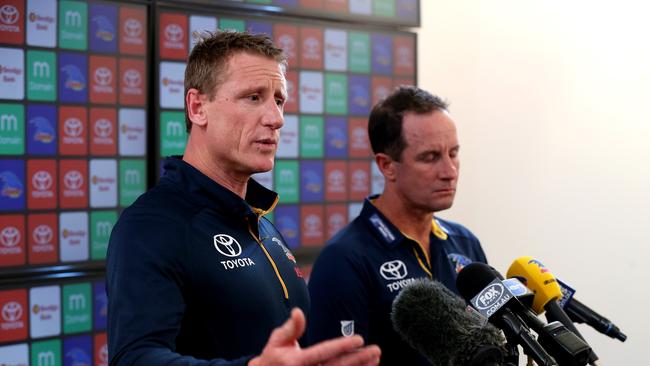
[368,86,449,161]
[184,30,287,132]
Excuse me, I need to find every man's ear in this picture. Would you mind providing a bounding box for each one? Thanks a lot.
[375,153,397,182]
[186,88,208,127]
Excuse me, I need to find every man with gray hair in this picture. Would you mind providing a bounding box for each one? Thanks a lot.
[107,30,380,366]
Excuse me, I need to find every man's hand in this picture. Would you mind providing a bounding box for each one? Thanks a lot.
[249,308,380,366]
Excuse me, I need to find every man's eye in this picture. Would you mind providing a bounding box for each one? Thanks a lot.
[248,95,260,101]
[276,98,285,106]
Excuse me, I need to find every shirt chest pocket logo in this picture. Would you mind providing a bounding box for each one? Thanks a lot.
[379,260,408,280]
[213,234,242,257]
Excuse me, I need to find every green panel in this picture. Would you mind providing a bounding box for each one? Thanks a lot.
[219,18,245,32]
[31,339,62,366]
[58,1,88,50]
[373,0,396,17]
[27,50,57,101]
[274,160,299,203]
[0,103,25,155]
[349,32,370,73]
[325,73,348,115]
[300,116,324,158]
[160,111,187,157]
[63,283,92,334]
[119,159,146,207]
[90,210,117,260]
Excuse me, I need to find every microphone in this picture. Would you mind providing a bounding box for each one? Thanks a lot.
[458,262,594,366]
[392,279,506,366]
[507,257,606,364]
[492,268,593,366]
[511,258,627,342]
[456,263,558,366]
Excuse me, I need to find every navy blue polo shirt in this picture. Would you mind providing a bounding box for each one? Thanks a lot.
[107,157,309,366]
[307,196,487,365]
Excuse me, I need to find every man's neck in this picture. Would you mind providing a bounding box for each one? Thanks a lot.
[183,137,248,198]
[372,193,434,252]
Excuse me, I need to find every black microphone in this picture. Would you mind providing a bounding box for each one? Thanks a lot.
[391,279,506,366]
[507,257,602,365]
[557,278,627,342]
[458,262,565,366]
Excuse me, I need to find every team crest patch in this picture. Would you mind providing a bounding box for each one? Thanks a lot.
[448,253,472,273]
[340,320,355,337]
[271,237,296,263]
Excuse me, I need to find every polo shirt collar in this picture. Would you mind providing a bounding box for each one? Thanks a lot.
[161,156,278,218]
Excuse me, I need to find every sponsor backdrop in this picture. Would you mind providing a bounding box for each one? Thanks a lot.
[1,0,417,361]
[0,0,148,362]
[156,2,416,253]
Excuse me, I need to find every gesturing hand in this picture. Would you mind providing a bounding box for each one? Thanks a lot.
[249,308,380,366]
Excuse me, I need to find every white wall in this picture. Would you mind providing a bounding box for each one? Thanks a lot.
[418,1,650,364]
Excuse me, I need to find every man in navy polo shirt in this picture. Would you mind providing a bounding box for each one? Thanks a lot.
[107,30,380,366]
[308,86,488,365]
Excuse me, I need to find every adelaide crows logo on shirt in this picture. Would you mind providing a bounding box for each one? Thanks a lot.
[448,253,472,273]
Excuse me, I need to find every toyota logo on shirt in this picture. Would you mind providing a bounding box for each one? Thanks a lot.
[379,260,408,280]
[213,234,242,258]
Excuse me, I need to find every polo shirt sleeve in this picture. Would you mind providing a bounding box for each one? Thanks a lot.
[106,211,252,366]
[307,243,372,345]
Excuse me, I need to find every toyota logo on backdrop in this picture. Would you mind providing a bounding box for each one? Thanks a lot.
[94,118,112,137]
[379,260,408,280]
[164,24,183,42]
[32,171,52,191]
[1,226,20,247]
[64,118,83,137]
[213,234,242,257]
[2,301,22,322]
[33,225,53,245]
[123,69,141,87]
[124,19,142,37]
[64,170,83,190]
[94,67,112,86]
[0,5,19,25]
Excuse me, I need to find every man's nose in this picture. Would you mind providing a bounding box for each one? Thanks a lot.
[440,156,459,179]
[261,99,284,129]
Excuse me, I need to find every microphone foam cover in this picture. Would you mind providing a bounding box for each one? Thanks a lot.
[392,279,504,366]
